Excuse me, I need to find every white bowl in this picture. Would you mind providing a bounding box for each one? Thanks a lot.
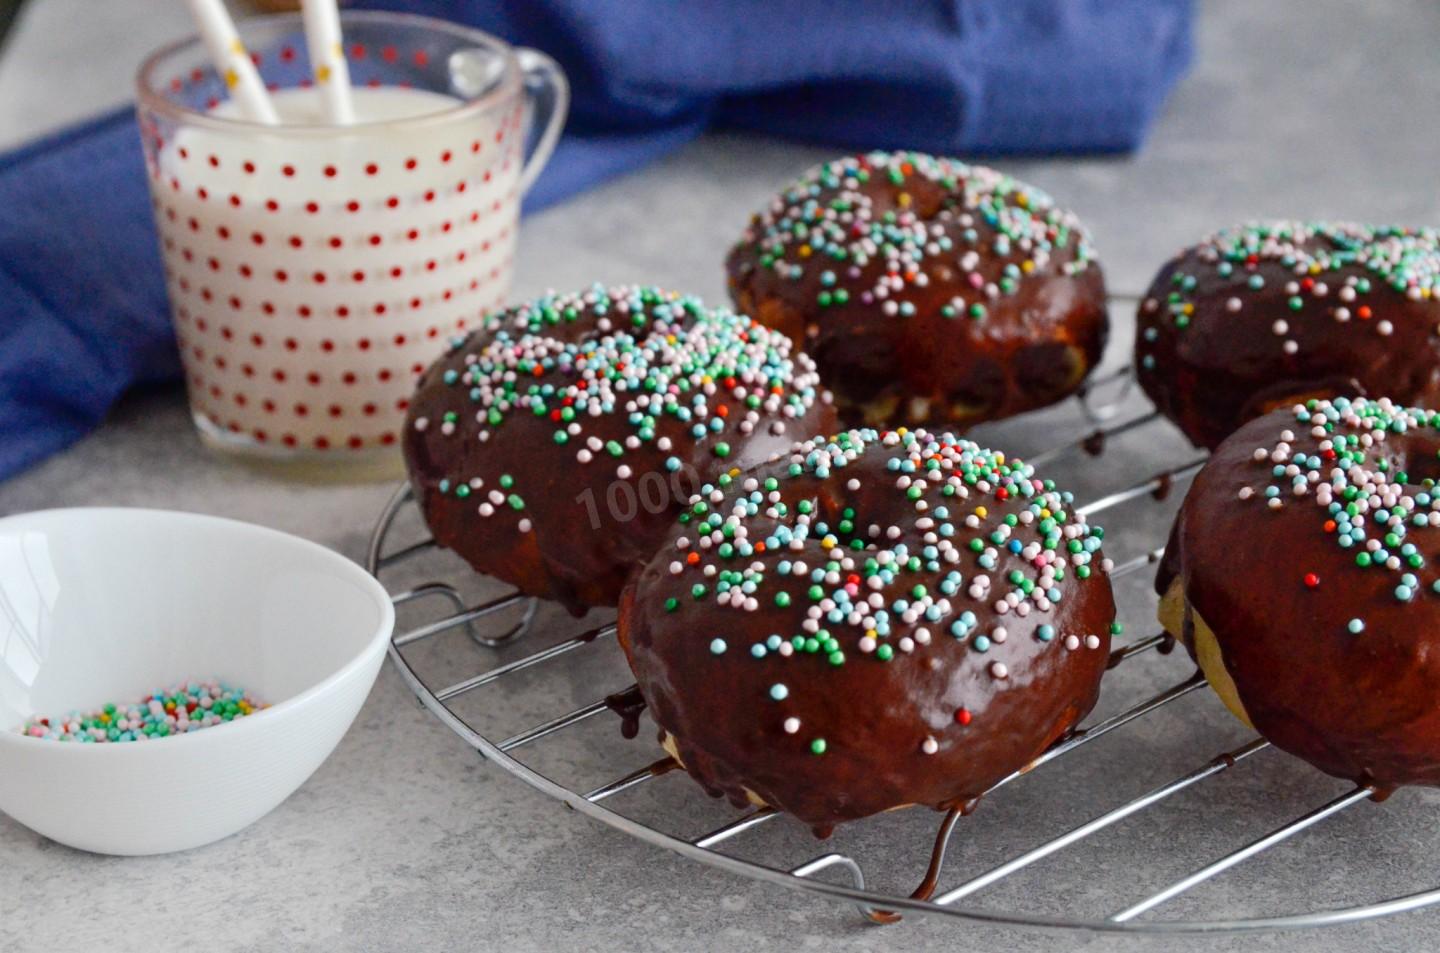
[0,508,394,855]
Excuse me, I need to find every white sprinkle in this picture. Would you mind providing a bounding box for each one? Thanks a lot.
[783,717,800,734]
[990,662,1009,680]
[921,736,939,755]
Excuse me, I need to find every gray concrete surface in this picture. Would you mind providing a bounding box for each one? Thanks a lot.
[4,1,1440,950]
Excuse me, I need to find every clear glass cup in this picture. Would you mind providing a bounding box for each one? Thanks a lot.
[136,11,568,481]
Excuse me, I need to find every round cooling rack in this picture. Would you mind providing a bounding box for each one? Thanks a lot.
[366,308,1440,934]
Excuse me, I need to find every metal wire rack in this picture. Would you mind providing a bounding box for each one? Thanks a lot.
[365,298,1440,934]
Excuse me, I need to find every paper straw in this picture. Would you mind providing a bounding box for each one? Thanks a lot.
[183,0,279,124]
[301,0,355,125]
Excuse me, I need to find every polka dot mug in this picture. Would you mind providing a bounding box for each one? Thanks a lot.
[136,11,567,479]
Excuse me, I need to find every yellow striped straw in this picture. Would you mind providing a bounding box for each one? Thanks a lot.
[301,0,356,124]
[183,0,279,124]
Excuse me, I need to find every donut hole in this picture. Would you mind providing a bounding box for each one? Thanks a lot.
[1239,378,1366,424]
[816,334,897,407]
[1015,342,1088,400]
[1392,438,1440,488]
[945,358,1006,422]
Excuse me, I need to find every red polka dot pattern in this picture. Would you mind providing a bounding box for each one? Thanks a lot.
[145,91,527,453]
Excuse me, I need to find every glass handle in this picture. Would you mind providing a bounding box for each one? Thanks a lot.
[514,48,569,195]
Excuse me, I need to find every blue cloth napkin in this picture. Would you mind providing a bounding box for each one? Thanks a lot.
[0,0,1192,481]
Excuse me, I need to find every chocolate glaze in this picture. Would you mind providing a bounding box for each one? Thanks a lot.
[867,806,963,924]
[1159,403,1440,791]
[402,286,834,614]
[604,685,647,741]
[1151,470,1174,502]
[726,152,1108,430]
[1136,222,1440,450]
[619,429,1116,829]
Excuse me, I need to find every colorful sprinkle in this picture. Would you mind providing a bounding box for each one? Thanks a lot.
[731,151,1095,321]
[411,284,824,532]
[1138,223,1440,374]
[18,679,266,743]
[657,427,1109,762]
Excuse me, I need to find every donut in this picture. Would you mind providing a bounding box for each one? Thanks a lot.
[1158,396,1440,794]
[618,428,1118,830]
[725,151,1108,430]
[1136,222,1440,450]
[403,285,833,613]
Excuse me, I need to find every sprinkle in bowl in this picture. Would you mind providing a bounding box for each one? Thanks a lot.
[0,508,394,855]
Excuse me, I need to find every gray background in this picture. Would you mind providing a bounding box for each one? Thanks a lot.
[4,1,1440,951]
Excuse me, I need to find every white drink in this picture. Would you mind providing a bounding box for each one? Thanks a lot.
[147,85,523,468]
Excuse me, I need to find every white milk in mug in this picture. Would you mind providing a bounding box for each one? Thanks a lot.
[148,87,521,473]
[137,13,567,479]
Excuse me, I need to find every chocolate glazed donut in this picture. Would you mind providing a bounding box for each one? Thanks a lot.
[403,285,833,614]
[619,428,1117,831]
[1137,222,1440,450]
[726,151,1108,430]
[1158,398,1440,795]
